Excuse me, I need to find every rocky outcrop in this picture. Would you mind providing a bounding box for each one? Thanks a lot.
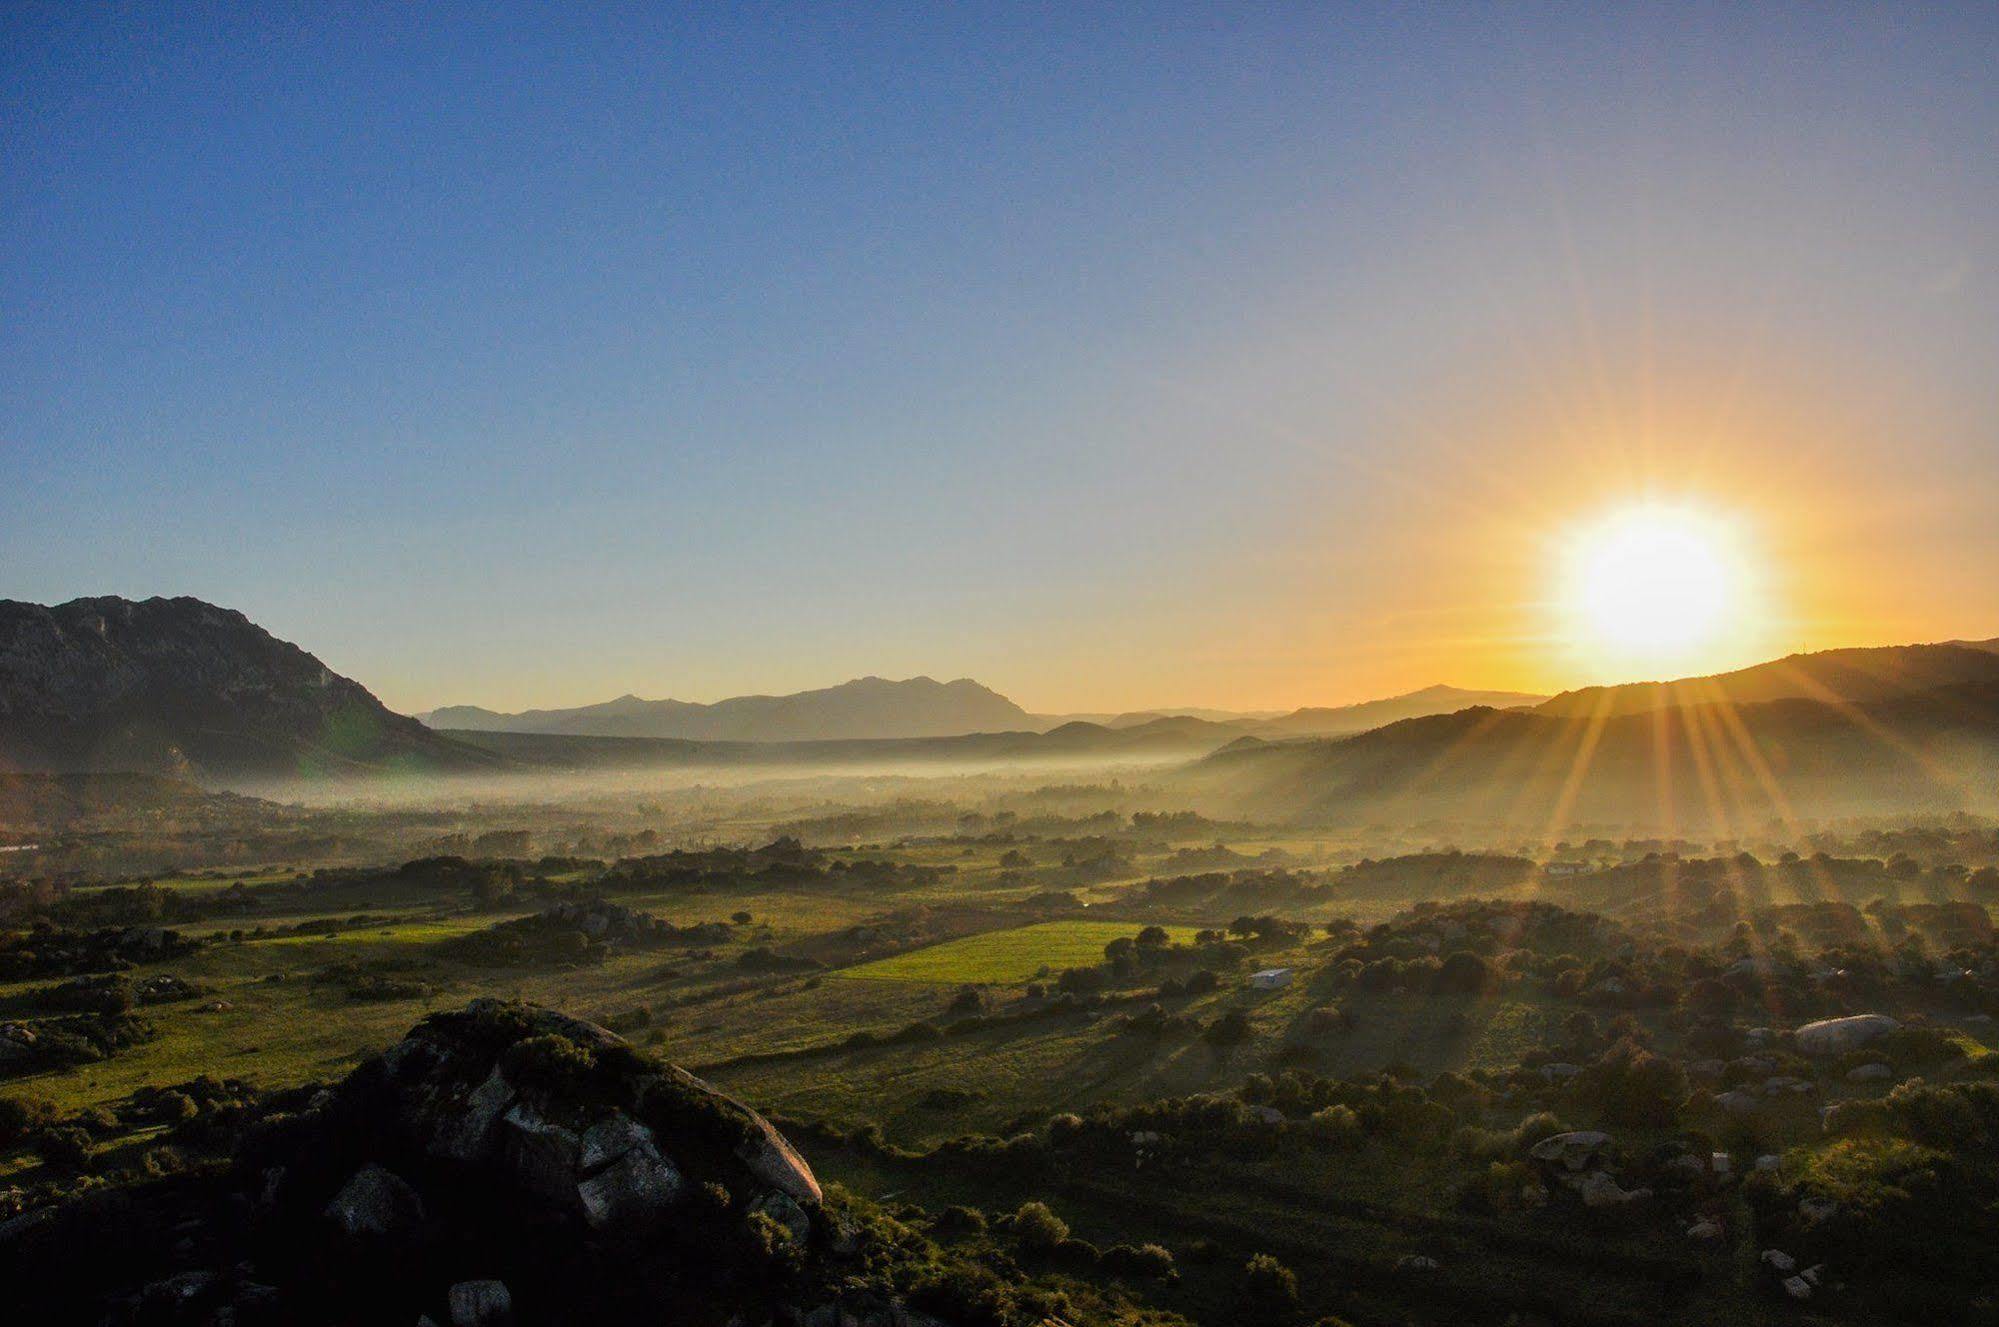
[381,1000,816,1223]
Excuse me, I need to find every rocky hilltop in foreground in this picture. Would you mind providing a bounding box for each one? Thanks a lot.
[2,1001,980,1326]
[0,597,503,781]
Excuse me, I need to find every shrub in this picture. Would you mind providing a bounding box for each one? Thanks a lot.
[498,1033,598,1100]
[1434,951,1493,994]
[1510,1110,1569,1152]
[0,1096,56,1148]
[931,1204,988,1236]
[1308,1104,1363,1149]
[35,1125,95,1173]
[1204,1009,1253,1047]
[1009,1200,1070,1252]
[1242,1253,1300,1311]
[1101,1242,1176,1277]
[1575,1038,1686,1128]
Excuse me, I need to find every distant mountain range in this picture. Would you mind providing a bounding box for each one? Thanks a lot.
[0,597,502,780]
[11,595,1999,831]
[421,676,1034,743]
[1179,641,1999,830]
[423,682,1544,744]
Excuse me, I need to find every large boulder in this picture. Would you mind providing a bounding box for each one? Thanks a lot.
[1794,1014,1899,1057]
[1529,1130,1613,1171]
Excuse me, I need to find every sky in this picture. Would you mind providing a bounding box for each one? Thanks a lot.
[4,3,1997,715]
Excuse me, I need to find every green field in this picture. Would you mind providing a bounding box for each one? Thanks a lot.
[832,919,1201,984]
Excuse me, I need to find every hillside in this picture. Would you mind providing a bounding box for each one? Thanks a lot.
[0,771,256,833]
[1534,640,1999,718]
[0,597,504,782]
[1180,680,1999,830]
[1252,684,1548,738]
[423,675,1034,742]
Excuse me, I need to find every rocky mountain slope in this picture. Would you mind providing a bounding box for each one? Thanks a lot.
[0,597,503,781]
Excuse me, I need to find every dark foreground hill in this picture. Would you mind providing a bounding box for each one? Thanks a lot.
[0,1000,1008,1326]
[0,597,504,782]
[423,675,1034,742]
[1179,681,1999,831]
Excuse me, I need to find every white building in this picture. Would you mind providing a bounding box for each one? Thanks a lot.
[1248,967,1292,990]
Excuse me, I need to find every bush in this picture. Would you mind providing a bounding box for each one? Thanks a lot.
[1204,1009,1253,1047]
[1101,1242,1176,1277]
[1434,951,1493,994]
[35,1125,95,1173]
[0,1096,56,1148]
[1009,1200,1070,1253]
[931,1204,988,1236]
[1510,1110,1568,1152]
[498,1033,598,1100]
[1576,1038,1686,1128]
[1308,1104,1363,1149]
[1242,1253,1300,1311]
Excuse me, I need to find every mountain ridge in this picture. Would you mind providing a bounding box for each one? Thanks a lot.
[0,596,503,781]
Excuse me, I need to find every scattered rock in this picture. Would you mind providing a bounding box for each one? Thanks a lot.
[448,1279,513,1327]
[1762,1248,1797,1273]
[1794,1014,1899,1057]
[1574,1170,1650,1208]
[324,1163,426,1239]
[1528,1130,1613,1171]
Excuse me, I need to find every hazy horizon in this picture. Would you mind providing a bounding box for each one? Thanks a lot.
[8,5,1999,716]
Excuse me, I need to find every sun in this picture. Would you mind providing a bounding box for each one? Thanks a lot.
[1560,503,1752,666]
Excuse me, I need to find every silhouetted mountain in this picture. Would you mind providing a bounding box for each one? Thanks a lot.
[422,675,1034,742]
[0,597,503,781]
[1251,684,1548,737]
[1180,668,1999,832]
[1534,641,1999,719]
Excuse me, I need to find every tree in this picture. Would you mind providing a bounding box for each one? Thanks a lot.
[1433,951,1493,994]
[1204,1009,1253,1047]
[1577,1038,1687,1128]
[1136,925,1171,948]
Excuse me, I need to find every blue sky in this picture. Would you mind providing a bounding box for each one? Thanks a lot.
[5,4,1997,712]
